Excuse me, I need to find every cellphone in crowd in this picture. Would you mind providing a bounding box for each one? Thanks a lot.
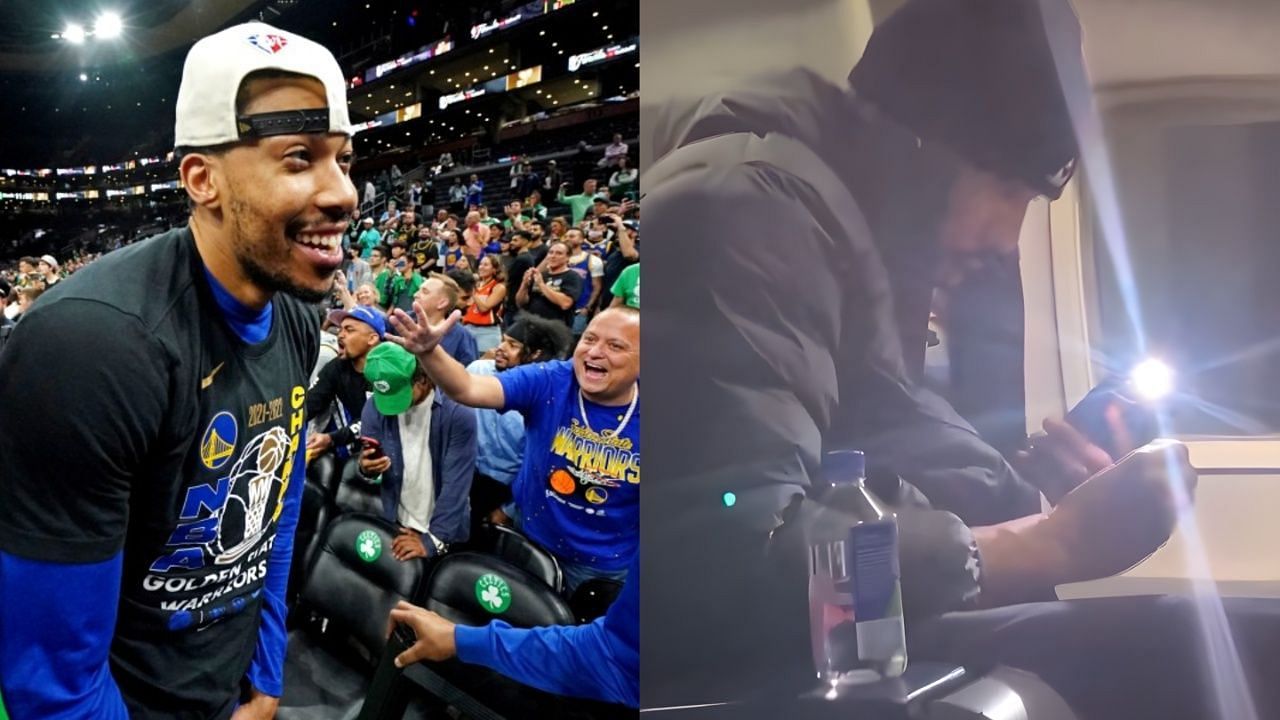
[361,436,385,459]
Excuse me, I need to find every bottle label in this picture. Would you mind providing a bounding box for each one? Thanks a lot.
[849,521,904,665]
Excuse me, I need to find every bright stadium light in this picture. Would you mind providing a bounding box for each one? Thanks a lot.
[64,23,86,44]
[95,12,124,39]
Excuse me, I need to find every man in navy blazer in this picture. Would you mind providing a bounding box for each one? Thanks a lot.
[358,342,476,559]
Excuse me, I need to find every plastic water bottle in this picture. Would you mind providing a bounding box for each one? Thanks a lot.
[808,450,907,683]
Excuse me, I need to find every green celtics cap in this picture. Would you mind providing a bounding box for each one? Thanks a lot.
[363,343,418,415]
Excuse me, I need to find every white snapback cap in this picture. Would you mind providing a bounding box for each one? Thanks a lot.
[174,22,352,148]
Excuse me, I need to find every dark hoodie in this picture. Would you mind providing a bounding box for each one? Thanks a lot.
[643,69,1036,706]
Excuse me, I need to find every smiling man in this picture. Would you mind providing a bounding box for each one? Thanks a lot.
[0,22,355,720]
[390,306,639,591]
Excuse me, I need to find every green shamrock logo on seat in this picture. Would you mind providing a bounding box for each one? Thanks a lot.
[475,573,512,614]
[356,530,382,563]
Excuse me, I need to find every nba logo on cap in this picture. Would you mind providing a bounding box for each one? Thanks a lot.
[246,33,288,55]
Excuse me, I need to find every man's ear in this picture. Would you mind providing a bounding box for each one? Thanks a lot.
[180,152,222,210]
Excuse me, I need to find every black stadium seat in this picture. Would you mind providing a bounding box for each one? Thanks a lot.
[289,455,339,593]
[357,552,639,720]
[335,463,385,517]
[467,522,563,593]
[299,513,428,665]
[569,577,624,624]
[421,551,574,629]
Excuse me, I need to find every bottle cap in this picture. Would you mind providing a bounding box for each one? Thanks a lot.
[822,450,866,485]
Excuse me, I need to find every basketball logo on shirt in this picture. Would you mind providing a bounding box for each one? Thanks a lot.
[213,426,290,565]
[200,412,238,470]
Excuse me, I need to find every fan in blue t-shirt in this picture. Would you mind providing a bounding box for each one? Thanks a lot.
[385,305,640,592]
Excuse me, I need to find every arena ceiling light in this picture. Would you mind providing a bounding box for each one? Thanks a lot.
[95,12,124,39]
[63,23,86,44]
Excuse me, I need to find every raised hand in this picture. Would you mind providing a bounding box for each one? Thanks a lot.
[386,304,462,356]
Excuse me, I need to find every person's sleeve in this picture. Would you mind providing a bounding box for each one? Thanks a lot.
[495,362,557,416]
[243,429,307,697]
[610,271,627,298]
[454,556,638,707]
[0,300,170,717]
[429,404,476,544]
[589,256,605,279]
[0,552,129,719]
[305,359,338,425]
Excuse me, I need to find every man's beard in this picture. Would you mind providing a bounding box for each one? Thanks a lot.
[230,199,331,304]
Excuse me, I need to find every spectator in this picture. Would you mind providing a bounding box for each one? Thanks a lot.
[15,257,39,288]
[384,254,425,315]
[388,307,640,591]
[461,254,508,353]
[439,151,455,172]
[439,230,466,271]
[343,245,373,292]
[609,264,639,309]
[483,222,506,258]
[609,156,638,198]
[465,314,573,519]
[477,205,501,228]
[355,282,380,308]
[516,240,582,329]
[447,268,476,312]
[565,228,605,335]
[556,178,599,225]
[380,215,402,245]
[466,173,484,208]
[357,216,381,259]
[358,343,476,559]
[449,178,467,208]
[548,216,568,244]
[408,179,423,210]
[414,274,478,367]
[524,189,548,221]
[599,214,639,309]
[462,211,489,258]
[369,245,392,307]
[590,195,611,223]
[411,226,438,271]
[399,210,419,242]
[502,230,536,327]
[37,255,60,287]
[541,159,563,193]
[364,178,377,213]
[380,199,401,225]
[432,208,451,235]
[305,306,386,460]
[390,163,403,190]
[12,284,44,322]
[344,207,363,251]
[525,218,550,266]
[600,133,628,169]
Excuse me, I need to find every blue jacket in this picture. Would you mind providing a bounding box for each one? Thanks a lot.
[360,391,476,545]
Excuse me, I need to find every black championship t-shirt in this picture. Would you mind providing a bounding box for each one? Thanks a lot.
[526,268,583,328]
[0,228,318,719]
